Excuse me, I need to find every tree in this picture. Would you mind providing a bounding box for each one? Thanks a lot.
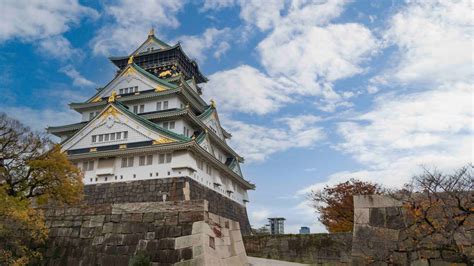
[310,179,383,233]
[395,166,473,263]
[0,113,83,265]
[354,166,474,264]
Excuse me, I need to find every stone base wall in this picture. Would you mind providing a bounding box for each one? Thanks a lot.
[83,177,251,235]
[352,195,473,265]
[40,200,248,265]
[243,233,352,265]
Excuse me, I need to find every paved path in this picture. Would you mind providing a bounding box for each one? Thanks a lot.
[248,257,308,265]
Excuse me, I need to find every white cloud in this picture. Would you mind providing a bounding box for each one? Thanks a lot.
[203,65,294,115]
[91,0,185,55]
[59,65,95,87]
[299,82,473,195]
[177,28,232,62]
[381,0,473,86]
[0,0,97,43]
[37,36,82,60]
[0,106,80,133]
[201,0,236,10]
[258,23,379,95]
[239,0,285,31]
[250,208,271,224]
[226,114,325,162]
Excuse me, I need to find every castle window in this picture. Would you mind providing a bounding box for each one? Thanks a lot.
[104,134,109,141]
[105,177,108,181]
[133,105,138,113]
[147,155,153,165]
[123,131,128,139]
[110,133,115,141]
[90,178,92,182]
[119,89,123,94]
[166,153,172,163]
[116,132,122,140]
[98,135,103,142]
[158,153,172,164]
[206,164,212,175]
[121,156,134,168]
[156,102,162,111]
[197,159,204,170]
[133,174,136,178]
[169,121,175,129]
[163,101,169,109]
[149,173,152,177]
[139,104,145,113]
[92,135,97,143]
[163,122,169,129]
[158,154,165,164]
[134,86,138,92]
[139,156,146,166]
[83,160,94,171]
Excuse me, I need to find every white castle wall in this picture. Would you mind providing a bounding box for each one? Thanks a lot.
[77,150,248,206]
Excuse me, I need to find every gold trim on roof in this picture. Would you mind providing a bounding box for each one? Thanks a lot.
[128,55,134,65]
[155,85,167,92]
[153,137,175,145]
[108,91,117,103]
[148,28,155,36]
[92,96,102,103]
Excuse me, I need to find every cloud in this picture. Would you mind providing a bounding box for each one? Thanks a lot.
[299,82,473,195]
[177,27,232,62]
[250,208,271,225]
[258,23,379,95]
[37,36,82,60]
[0,0,97,43]
[0,106,80,133]
[381,0,473,86]
[91,0,185,55]
[239,0,285,31]
[203,65,294,115]
[59,65,95,87]
[226,114,325,162]
[201,0,236,11]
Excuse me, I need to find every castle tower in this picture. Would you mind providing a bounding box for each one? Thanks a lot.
[47,30,254,234]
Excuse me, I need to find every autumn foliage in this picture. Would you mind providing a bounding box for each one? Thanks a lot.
[0,114,83,265]
[310,179,383,233]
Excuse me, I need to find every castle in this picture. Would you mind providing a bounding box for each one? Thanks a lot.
[47,29,254,234]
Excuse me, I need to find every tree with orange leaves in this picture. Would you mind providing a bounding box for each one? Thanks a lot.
[0,113,83,265]
[310,179,383,233]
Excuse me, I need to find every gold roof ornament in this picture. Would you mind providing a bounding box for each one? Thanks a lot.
[210,99,217,108]
[108,91,117,103]
[148,28,155,36]
[127,55,134,65]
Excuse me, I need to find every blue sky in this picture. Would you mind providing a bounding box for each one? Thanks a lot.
[0,0,472,233]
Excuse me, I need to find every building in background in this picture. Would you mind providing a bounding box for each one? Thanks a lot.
[268,217,285,235]
[299,226,310,234]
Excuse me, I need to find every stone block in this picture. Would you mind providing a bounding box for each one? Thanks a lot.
[175,234,202,249]
[179,211,205,224]
[143,213,155,223]
[92,236,104,245]
[122,213,143,222]
[145,232,155,240]
[354,195,402,208]
[157,238,175,249]
[354,208,370,224]
[369,208,386,227]
[102,222,114,233]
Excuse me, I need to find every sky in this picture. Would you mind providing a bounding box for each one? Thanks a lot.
[0,0,472,233]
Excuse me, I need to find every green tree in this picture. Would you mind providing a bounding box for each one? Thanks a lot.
[0,113,83,265]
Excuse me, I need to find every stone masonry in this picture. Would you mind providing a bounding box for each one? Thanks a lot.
[40,200,248,265]
[83,177,252,235]
[243,233,352,265]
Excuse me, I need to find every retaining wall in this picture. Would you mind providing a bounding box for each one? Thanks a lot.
[40,200,247,265]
